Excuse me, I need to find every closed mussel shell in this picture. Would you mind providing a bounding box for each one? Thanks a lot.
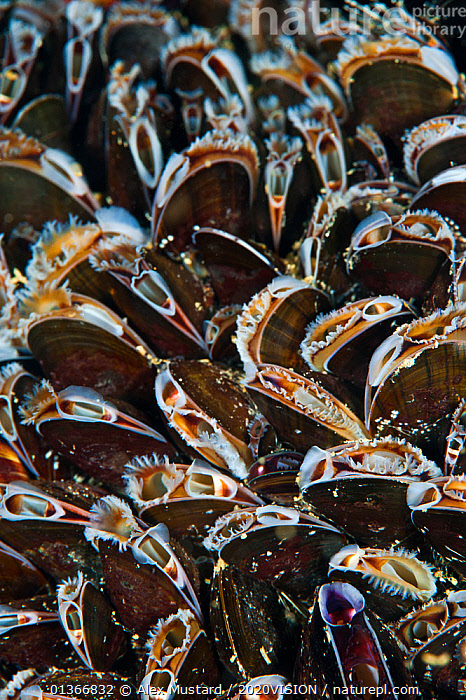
[22,669,137,700]
[0,540,48,603]
[193,228,285,307]
[26,295,158,405]
[210,559,301,680]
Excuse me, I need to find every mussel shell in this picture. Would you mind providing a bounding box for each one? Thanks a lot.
[411,617,466,696]
[33,669,137,700]
[0,513,100,582]
[0,540,48,603]
[157,359,256,469]
[300,477,419,549]
[245,364,367,454]
[12,95,71,151]
[367,342,466,452]
[27,316,157,405]
[217,520,348,603]
[36,409,174,486]
[141,496,256,542]
[153,161,255,254]
[193,227,284,306]
[0,162,96,235]
[348,240,451,301]
[247,451,304,505]
[98,540,198,637]
[410,166,466,237]
[106,105,149,220]
[0,595,72,670]
[411,507,466,578]
[59,580,127,672]
[416,133,466,185]
[296,583,415,698]
[348,60,457,139]
[210,562,300,679]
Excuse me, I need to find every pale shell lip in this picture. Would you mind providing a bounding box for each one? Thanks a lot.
[319,581,365,626]
[406,481,442,510]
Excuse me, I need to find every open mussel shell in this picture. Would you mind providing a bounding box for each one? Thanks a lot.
[93,523,201,636]
[210,560,301,680]
[0,594,72,670]
[0,540,48,603]
[205,304,241,362]
[393,599,450,655]
[21,382,175,486]
[204,505,348,602]
[404,115,466,186]
[247,451,304,505]
[300,296,414,389]
[244,363,368,454]
[334,37,462,140]
[346,210,455,301]
[152,129,259,254]
[155,359,257,479]
[0,362,54,478]
[410,615,466,696]
[299,439,441,548]
[236,276,331,379]
[328,544,437,622]
[193,227,285,306]
[140,607,220,700]
[408,478,466,577]
[125,457,263,539]
[26,294,158,405]
[99,249,211,360]
[57,573,126,672]
[0,481,101,580]
[299,193,354,302]
[295,582,416,698]
[410,166,466,236]
[365,304,466,452]
[0,129,98,235]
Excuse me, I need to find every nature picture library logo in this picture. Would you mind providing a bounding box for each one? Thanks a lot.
[250,1,466,39]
